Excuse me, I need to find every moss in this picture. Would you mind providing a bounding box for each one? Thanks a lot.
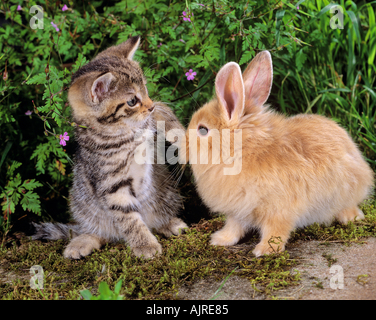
[356,274,369,285]
[322,252,338,267]
[289,198,376,244]
[0,216,299,300]
[313,280,324,289]
[1,199,376,300]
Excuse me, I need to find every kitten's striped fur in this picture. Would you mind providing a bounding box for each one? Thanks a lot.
[32,36,187,259]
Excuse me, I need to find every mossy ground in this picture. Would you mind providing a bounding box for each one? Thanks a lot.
[1,199,376,300]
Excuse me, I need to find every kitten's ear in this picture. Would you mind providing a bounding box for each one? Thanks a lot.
[91,72,116,103]
[120,35,141,60]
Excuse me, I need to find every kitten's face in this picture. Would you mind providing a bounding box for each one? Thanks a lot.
[92,65,154,128]
[68,36,154,132]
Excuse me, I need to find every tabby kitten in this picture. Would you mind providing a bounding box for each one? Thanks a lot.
[32,36,187,259]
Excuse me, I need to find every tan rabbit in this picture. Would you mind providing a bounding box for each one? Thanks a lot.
[180,51,374,257]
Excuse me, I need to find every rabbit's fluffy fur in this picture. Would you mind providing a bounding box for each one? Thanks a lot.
[182,51,374,257]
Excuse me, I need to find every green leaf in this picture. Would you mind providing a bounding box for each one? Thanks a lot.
[275,10,285,47]
[192,69,213,100]
[22,179,43,191]
[239,49,255,66]
[219,42,226,66]
[91,32,103,40]
[26,73,47,85]
[0,141,12,170]
[109,26,119,38]
[185,55,203,64]
[72,53,88,73]
[7,161,22,178]
[20,191,41,214]
[318,88,352,94]
[98,282,112,298]
[114,280,123,295]
[80,290,93,300]
[295,49,307,72]
[346,10,361,51]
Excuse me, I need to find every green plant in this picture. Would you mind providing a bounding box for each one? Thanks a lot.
[209,266,238,300]
[0,161,42,235]
[0,0,305,233]
[0,0,374,234]
[271,0,376,165]
[1,203,375,300]
[0,217,302,300]
[80,280,124,300]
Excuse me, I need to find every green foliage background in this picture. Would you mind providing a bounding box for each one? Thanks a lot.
[0,0,375,233]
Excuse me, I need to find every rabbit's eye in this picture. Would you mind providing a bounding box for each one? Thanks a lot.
[127,97,138,107]
[198,125,209,136]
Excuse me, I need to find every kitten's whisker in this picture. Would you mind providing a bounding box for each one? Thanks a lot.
[158,162,185,188]
[160,100,186,115]
[173,165,186,189]
[160,164,181,185]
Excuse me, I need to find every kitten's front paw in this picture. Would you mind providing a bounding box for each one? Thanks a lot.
[132,242,162,259]
[64,246,90,260]
[170,219,188,235]
[210,230,239,247]
[64,235,102,259]
[157,218,188,237]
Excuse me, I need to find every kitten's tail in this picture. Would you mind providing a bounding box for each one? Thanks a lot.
[31,222,81,241]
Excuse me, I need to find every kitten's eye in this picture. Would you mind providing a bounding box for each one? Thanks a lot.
[127,97,138,107]
[198,125,209,136]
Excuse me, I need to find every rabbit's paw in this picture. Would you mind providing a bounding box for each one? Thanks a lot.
[210,230,239,247]
[252,240,285,257]
[336,206,364,225]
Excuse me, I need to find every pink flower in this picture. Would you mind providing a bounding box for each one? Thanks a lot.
[51,22,59,32]
[157,42,162,48]
[17,5,22,11]
[185,69,196,81]
[179,39,186,43]
[62,4,68,11]
[297,5,300,10]
[198,4,204,6]
[59,132,69,146]
[25,110,32,116]
[182,11,191,22]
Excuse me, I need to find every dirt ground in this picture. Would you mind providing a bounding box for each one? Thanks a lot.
[178,237,376,300]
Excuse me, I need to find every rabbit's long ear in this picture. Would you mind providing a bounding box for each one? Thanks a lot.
[242,51,272,113]
[215,62,245,122]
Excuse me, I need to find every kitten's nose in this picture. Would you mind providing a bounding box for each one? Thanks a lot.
[148,105,155,112]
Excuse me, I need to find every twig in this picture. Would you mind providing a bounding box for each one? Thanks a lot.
[170,75,214,103]
[289,285,305,296]
[171,74,183,95]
